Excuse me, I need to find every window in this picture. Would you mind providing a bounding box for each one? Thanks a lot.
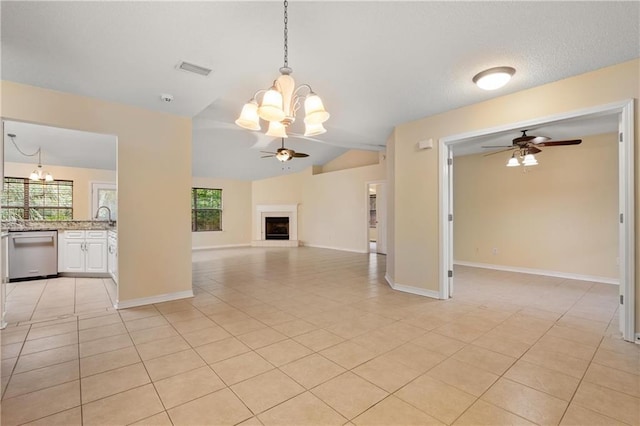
[1,177,73,221]
[91,182,117,221]
[191,188,222,231]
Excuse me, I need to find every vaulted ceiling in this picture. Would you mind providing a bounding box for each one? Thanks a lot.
[2,1,638,179]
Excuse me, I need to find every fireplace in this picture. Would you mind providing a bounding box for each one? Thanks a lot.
[265,217,290,240]
[253,204,299,247]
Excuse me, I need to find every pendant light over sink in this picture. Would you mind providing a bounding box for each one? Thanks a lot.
[235,0,330,138]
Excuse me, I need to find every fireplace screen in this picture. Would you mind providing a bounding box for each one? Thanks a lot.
[265,217,290,240]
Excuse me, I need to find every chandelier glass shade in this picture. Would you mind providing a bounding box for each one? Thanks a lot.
[235,0,329,138]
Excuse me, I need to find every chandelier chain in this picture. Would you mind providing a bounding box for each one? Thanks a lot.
[283,0,288,68]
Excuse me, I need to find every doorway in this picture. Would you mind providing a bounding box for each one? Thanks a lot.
[439,100,635,342]
[1,120,118,326]
[367,181,387,255]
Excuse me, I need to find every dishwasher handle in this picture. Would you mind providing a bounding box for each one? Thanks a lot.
[10,234,56,243]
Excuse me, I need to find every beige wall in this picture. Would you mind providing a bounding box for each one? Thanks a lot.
[302,161,385,252]
[4,162,116,220]
[391,59,638,327]
[453,133,618,280]
[191,177,252,248]
[1,81,193,304]
[321,150,380,173]
[251,155,386,252]
[251,172,303,242]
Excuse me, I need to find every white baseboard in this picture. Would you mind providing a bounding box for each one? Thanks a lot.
[115,289,194,309]
[385,273,441,299]
[303,243,368,254]
[192,244,250,251]
[454,260,619,285]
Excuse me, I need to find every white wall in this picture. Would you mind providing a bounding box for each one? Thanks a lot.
[453,133,618,280]
[191,177,252,248]
[4,162,116,220]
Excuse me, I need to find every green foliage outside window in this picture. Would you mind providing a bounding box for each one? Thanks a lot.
[1,177,73,221]
[191,188,222,231]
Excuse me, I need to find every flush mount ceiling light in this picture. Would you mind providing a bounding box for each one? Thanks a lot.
[236,0,329,138]
[473,66,516,90]
[7,133,54,181]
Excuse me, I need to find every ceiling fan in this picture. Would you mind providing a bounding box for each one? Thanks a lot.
[261,138,309,162]
[482,130,582,156]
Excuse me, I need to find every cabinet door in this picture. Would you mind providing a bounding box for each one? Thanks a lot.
[85,238,107,273]
[63,239,85,272]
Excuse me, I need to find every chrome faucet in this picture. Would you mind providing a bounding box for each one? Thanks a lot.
[95,206,115,227]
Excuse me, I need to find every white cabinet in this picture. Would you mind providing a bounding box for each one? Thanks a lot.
[59,230,108,273]
[107,230,118,284]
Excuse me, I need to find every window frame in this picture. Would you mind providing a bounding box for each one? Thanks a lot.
[191,187,223,232]
[1,177,74,221]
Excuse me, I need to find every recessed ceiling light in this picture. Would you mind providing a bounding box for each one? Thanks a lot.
[472,66,516,90]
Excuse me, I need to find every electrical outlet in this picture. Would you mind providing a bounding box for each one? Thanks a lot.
[492,248,498,255]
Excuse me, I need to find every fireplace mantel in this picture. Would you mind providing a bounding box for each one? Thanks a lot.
[252,204,300,247]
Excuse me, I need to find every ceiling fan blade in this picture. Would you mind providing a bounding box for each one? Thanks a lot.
[292,152,309,158]
[527,146,542,154]
[530,136,550,144]
[483,147,515,157]
[481,145,512,149]
[260,155,275,158]
[536,139,582,147]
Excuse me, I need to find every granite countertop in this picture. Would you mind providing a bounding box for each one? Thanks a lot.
[1,220,117,232]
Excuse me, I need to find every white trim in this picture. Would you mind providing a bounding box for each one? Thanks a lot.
[115,289,194,309]
[255,204,299,241]
[438,99,635,342]
[384,274,441,299]
[454,260,619,285]
[192,244,250,251]
[303,243,367,254]
[618,101,635,342]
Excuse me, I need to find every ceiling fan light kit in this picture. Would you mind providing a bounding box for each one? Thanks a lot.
[506,154,520,167]
[473,66,516,90]
[483,130,581,168]
[235,0,329,139]
[522,153,538,166]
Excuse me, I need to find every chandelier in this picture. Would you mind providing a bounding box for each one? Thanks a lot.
[235,0,329,138]
[7,133,54,181]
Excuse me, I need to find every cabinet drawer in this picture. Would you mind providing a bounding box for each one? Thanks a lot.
[64,231,85,239]
[86,231,107,239]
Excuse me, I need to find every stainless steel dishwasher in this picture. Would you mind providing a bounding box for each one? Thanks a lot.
[8,230,58,281]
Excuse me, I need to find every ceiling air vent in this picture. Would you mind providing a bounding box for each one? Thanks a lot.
[177,61,212,77]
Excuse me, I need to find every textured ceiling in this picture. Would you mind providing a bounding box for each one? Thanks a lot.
[2,1,638,179]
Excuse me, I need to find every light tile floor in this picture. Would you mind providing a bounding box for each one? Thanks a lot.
[1,247,638,425]
[3,277,116,324]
